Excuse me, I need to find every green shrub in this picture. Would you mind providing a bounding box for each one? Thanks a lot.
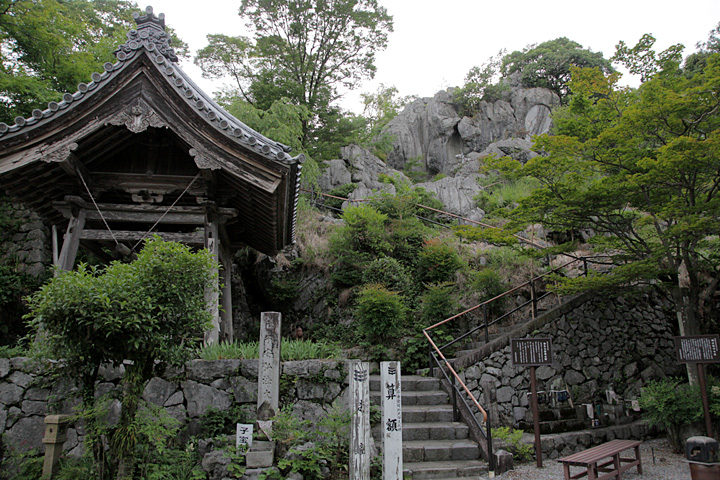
[270,404,351,480]
[638,378,703,452]
[202,404,256,438]
[355,284,407,345]
[419,282,457,325]
[325,183,357,210]
[197,339,340,361]
[470,269,507,301]
[493,426,533,462]
[386,218,430,267]
[416,239,465,284]
[362,257,415,297]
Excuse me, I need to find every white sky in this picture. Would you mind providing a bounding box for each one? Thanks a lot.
[146,0,720,114]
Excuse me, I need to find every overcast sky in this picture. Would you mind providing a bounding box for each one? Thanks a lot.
[146,0,720,113]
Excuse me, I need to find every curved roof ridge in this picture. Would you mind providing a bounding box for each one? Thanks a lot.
[0,5,304,167]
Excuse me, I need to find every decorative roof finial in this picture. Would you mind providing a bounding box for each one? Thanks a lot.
[115,5,178,63]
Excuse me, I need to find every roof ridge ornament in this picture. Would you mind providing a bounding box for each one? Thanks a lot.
[115,6,178,63]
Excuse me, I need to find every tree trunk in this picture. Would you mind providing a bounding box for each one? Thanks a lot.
[674,260,700,384]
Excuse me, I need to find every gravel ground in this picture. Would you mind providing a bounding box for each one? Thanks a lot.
[491,438,692,480]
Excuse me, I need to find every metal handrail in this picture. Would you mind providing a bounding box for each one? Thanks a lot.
[428,350,495,472]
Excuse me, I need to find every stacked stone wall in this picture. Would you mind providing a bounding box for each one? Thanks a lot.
[461,289,684,428]
[0,201,50,278]
[0,358,348,457]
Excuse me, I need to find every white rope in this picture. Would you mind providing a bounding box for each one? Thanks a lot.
[131,172,202,252]
[78,169,119,245]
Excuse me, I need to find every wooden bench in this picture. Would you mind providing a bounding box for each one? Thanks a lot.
[559,439,642,480]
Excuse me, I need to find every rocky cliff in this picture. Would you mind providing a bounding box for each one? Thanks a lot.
[319,80,560,219]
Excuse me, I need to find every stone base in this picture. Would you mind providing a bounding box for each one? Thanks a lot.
[246,441,275,468]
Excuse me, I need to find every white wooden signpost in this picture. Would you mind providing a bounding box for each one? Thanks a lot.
[350,360,370,480]
[236,423,254,449]
[381,361,403,480]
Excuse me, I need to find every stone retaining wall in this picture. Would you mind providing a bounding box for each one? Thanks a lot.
[460,289,684,428]
[0,357,349,456]
[0,201,50,278]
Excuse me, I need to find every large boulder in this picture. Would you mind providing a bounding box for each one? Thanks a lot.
[384,90,464,175]
[385,82,559,175]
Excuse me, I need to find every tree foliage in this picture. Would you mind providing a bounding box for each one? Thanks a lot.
[0,0,187,123]
[501,37,613,102]
[506,53,720,338]
[196,0,393,151]
[26,238,218,478]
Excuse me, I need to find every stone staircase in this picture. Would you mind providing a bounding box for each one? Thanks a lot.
[370,374,488,479]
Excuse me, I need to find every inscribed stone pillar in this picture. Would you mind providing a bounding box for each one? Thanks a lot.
[257,312,281,422]
[349,360,370,480]
[381,361,402,480]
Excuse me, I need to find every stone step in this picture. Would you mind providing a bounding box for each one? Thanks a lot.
[401,404,455,423]
[402,439,481,462]
[371,390,449,406]
[369,374,440,392]
[403,459,488,479]
[400,422,469,441]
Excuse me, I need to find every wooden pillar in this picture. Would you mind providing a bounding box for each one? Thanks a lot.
[381,361,402,480]
[350,360,371,480]
[204,219,220,344]
[219,244,234,343]
[57,209,86,271]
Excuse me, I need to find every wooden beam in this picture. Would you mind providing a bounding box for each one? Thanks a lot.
[57,209,86,271]
[80,229,205,245]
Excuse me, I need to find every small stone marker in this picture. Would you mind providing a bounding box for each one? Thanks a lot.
[42,414,70,478]
[350,360,370,480]
[257,311,281,421]
[381,361,402,480]
[236,423,254,449]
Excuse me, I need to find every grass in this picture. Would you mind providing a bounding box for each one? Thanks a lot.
[197,339,341,361]
[475,177,540,216]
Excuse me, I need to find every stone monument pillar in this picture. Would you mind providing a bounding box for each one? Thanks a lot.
[257,312,281,426]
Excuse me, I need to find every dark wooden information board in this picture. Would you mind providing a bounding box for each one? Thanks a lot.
[511,338,553,366]
[674,335,720,364]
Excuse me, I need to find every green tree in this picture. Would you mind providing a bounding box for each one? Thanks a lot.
[612,33,684,82]
[454,50,508,115]
[26,238,218,479]
[501,37,613,102]
[195,0,393,147]
[506,55,720,350]
[0,0,187,123]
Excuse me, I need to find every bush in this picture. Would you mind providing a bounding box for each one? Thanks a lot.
[493,426,533,462]
[325,183,357,210]
[638,378,703,452]
[355,284,407,345]
[419,282,457,325]
[362,257,415,297]
[416,239,465,284]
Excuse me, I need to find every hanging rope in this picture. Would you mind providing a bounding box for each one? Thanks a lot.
[78,169,119,246]
[131,172,202,252]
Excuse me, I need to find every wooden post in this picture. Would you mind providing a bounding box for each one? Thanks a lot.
[219,245,234,343]
[350,360,370,480]
[697,363,714,438]
[204,219,220,344]
[42,414,70,478]
[530,366,542,468]
[381,361,402,480]
[57,209,86,271]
